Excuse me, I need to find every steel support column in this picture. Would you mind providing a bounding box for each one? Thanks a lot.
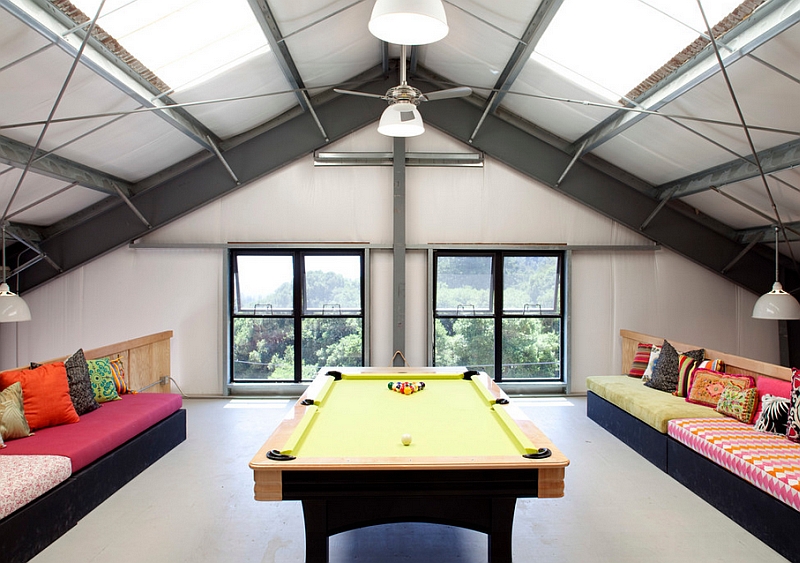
[392,137,406,366]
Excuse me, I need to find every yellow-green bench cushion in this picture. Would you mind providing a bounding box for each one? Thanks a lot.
[586,375,725,433]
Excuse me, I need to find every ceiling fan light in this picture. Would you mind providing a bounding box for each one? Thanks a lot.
[0,282,31,323]
[369,0,448,45]
[377,103,425,137]
[752,281,800,320]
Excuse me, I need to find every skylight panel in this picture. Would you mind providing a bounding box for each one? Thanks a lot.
[534,0,746,103]
[68,0,269,92]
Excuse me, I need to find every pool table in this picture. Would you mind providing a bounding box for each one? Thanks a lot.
[250,368,569,562]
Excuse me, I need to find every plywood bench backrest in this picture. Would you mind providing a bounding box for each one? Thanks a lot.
[10,331,174,393]
[83,331,173,392]
[620,329,791,382]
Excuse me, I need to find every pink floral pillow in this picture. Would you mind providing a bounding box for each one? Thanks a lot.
[686,368,755,408]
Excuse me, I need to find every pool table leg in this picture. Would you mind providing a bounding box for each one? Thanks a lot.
[301,500,329,563]
[489,497,516,563]
[300,496,518,563]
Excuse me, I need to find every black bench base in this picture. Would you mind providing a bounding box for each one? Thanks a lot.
[587,390,668,470]
[587,392,800,563]
[0,408,187,563]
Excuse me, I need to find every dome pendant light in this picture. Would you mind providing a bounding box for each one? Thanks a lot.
[377,45,425,137]
[378,102,425,137]
[752,226,800,320]
[0,225,31,323]
[369,0,449,45]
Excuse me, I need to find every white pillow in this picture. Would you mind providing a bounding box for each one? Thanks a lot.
[641,345,661,384]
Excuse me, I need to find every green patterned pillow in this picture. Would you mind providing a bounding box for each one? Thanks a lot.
[716,385,759,424]
[0,381,33,441]
[87,358,121,403]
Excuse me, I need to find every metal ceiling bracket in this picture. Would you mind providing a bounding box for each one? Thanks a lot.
[573,0,800,155]
[6,227,61,273]
[555,140,587,187]
[468,0,564,143]
[2,0,108,223]
[640,187,678,231]
[207,137,240,185]
[12,0,221,153]
[696,0,799,274]
[722,239,759,274]
[247,0,329,141]
[112,184,151,229]
[0,135,132,196]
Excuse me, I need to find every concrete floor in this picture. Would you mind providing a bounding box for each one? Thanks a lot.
[31,396,788,563]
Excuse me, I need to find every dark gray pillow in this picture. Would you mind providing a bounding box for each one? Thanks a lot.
[64,349,101,415]
[644,340,704,393]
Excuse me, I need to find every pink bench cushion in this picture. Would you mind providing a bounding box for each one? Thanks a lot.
[0,393,182,472]
[669,417,800,511]
[0,455,72,519]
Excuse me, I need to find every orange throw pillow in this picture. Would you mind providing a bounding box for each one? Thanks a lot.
[0,362,80,430]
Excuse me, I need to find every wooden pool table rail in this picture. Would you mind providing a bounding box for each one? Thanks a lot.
[250,368,568,501]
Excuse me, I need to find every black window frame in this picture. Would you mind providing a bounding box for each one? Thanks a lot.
[432,250,565,382]
[229,249,365,383]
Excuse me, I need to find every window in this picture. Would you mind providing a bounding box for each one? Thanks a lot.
[230,250,364,383]
[433,251,564,381]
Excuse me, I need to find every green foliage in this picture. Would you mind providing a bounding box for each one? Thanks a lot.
[232,269,363,381]
[434,254,562,380]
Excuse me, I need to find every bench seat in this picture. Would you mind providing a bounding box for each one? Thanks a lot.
[586,375,725,433]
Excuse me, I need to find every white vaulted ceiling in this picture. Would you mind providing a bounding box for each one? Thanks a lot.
[1,0,800,289]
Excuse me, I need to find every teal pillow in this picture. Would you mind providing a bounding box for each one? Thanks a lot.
[87,357,121,403]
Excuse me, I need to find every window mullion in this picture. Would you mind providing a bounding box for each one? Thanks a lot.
[494,253,503,382]
[294,252,303,383]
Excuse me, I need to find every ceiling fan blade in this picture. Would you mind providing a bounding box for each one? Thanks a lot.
[421,86,473,101]
[333,88,387,100]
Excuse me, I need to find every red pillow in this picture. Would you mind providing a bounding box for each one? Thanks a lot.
[0,362,79,430]
[754,375,792,419]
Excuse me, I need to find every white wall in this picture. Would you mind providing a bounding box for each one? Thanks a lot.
[0,125,779,394]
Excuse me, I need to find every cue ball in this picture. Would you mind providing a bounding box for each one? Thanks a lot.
[401,433,412,446]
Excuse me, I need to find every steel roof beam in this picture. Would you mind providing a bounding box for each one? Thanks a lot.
[572,0,800,156]
[0,134,132,196]
[739,221,800,244]
[468,0,563,143]
[658,137,800,198]
[5,0,220,152]
[10,71,396,292]
[415,85,788,297]
[246,0,328,140]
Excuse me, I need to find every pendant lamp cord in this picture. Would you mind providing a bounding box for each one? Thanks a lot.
[774,226,780,285]
[2,223,6,286]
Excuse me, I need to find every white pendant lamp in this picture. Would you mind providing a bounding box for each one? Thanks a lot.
[369,0,449,45]
[377,102,425,137]
[0,226,31,323]
[752,226,800,320]
[0,283,31,322]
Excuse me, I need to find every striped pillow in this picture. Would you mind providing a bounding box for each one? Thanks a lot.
[698,358,725,372]
[628,343,653,378]
[109,356,129,394]
[673,353,699,398]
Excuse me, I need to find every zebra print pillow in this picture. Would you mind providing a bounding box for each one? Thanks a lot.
[754,394,790,435]
[788,387,800,442]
